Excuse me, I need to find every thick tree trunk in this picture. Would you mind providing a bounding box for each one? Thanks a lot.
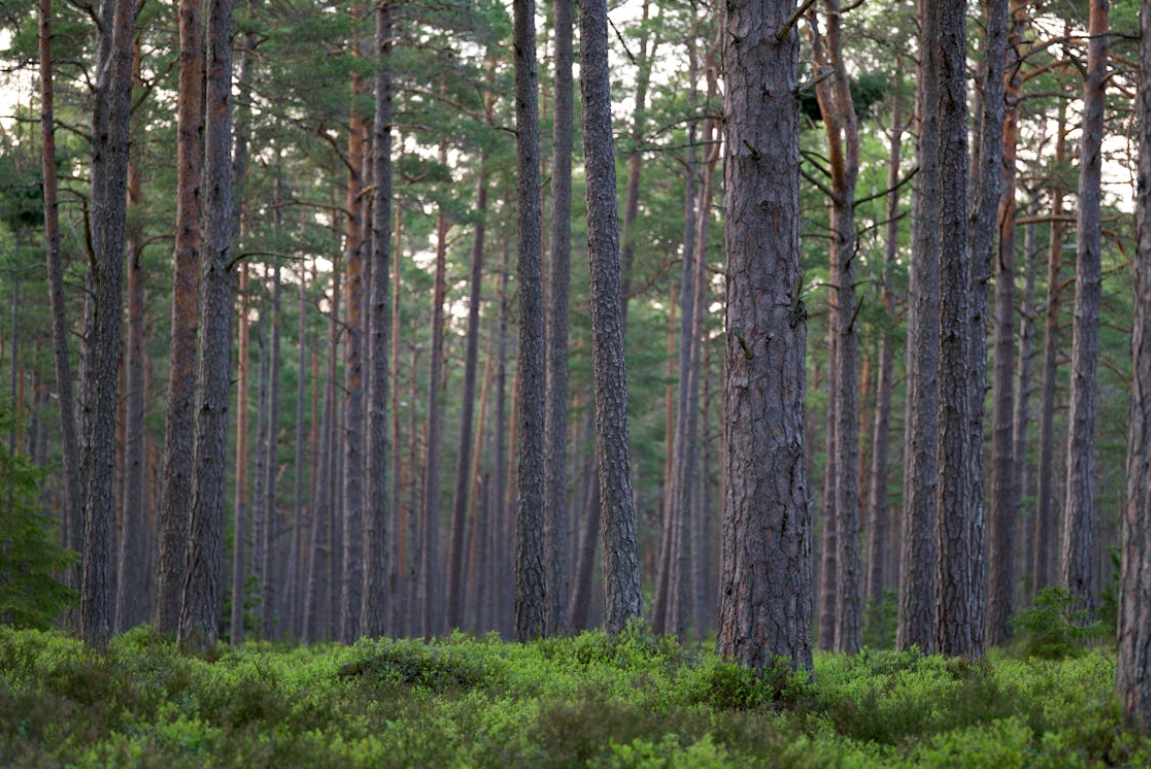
[898,0,940,654]
[180,0,235,649]
[38,0,83,606]
[158,0,203,635]
[987,0,1026,646]
[581,0,644,636]
[934,0,983,659]
[1061,0,1108,614]
[1118,2,1151,728]
[83,0,134,647]
[362,0,393,639]
[716,0,812,672]
[513,0,547,642]
[1034,100,1067,595]
[543,0,574,637]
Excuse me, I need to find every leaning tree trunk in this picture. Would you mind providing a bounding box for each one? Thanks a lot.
[898,0,940,654]
[1061,0,1108,614]
[716,0,812,672]
[580,0,645,636]
[1117,1,1151,729]
[180,0,235,649]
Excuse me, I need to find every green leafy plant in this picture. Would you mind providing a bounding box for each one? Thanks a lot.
[1011,586,1104,660]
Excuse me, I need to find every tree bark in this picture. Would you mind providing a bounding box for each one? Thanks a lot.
[898,0,940,654]
[1118,1,1151,728]
[38,0,83,607]
[513,0,547,642]
[180,0,235,649]
[987,0,1026,646]
[263,254,283,639]
[580,0,644,636]
[716,0,812,672]
[231,266,250,643]
[362,0,393,639]
[83,0,135,647]
[543,0,574,638]
[1061,0,1108,614]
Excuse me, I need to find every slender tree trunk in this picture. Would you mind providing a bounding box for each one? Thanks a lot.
[818,331,838,652]
[447,166,489,632]
[898,0,940,654]
[619,0,655,332]
[287,261,308,639]
[716,0,812,671]
[341,23,368,641]
[263,254,283,639]
[543,0,574,638]
[362,0,393,639]
[83,0,134,647]
[866,64,904,618]
[231,266,250,643]
[1061,0,1108,613]
[38,0,83,605]
[252,287,269,634]
[1015,190,1040,603]
[1034,99,1067,595]
[180,0,235,649]
[1118,2,1151,728]
[987,0,1025,645]
[580,0,644,636]
[493,237,511,635]
[116,125,146,632]
[513,0,547,642]
[391,204,407,636]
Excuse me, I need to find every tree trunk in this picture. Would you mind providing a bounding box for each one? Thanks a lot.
[716,0,812,671]
[392,203,408,636]
[83,0,135,647]
[987,0,1025,646]
[934,0,983,659]
[493,237,511,636]
[1061,0,1108,614]
[513,0,547,642]
[1014,190,1040,603]
[362,0,393,639]
[865,62,904,618]
[341,25,368,641]
[898,0,940,654]
[580,0,644,636]
[287,263,308,639]
[818,330,838,652]
[230,266,250,643]
[543,0,574,638]
[263,254,283,639]
[1117,1,1151,728]
[1033,99,1067,596]
[180,0,235,649]
[38,0,83,607]
[252,286,269,636]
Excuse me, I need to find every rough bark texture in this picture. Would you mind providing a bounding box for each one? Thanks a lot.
[898,0,939,654]
[362,0,393,639]
[1034,100,1067,595]
[1118,2,1151,728]
[179,0,234,649]
[544,0,574,638]
[934,0,982,659]
[158,0,203,635]
[716,0,813,672]
[38,0,84,609]
[341,30,368,641]
[83,0,134,647]
[987,0,1025,646]
[514,0,547,642]
[1061,0,1108,614]
[580,0,645,636]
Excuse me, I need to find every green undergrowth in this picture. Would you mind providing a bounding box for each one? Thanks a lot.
[1,624,1146,768]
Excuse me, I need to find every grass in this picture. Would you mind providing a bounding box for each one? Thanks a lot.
[0,624,1147,768]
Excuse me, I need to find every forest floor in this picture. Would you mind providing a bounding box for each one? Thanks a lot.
[0,623,1146,768]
